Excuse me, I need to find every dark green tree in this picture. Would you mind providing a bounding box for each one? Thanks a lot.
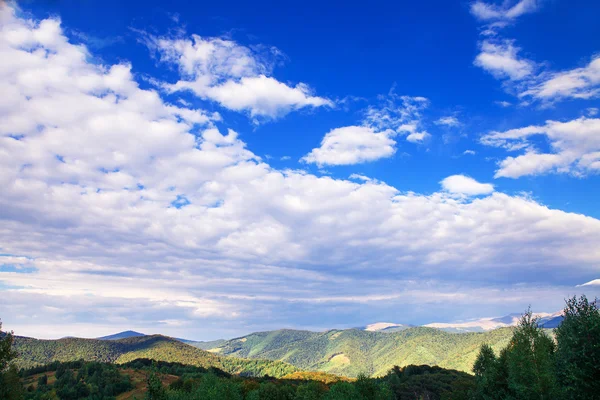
[145,370,167,400]
[505,309,557,400]
[295,381,326,400]
[0,319,23,400]
[256,381,294,400]
[473,344,498,400]
[1,364,24,400]
[0,319,17,372]
[323,381,360,400]
[555,295,600,399]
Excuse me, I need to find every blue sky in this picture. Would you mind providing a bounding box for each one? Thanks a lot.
[1,0,599,340]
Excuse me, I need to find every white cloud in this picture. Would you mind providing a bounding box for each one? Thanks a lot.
[579,279,600,287]
[303,94,431,166]
[349,174,373,182]
[495,100,512,107]
[406,131,431,143]
[463,150,477,155]
[481,117,600,178]
[301,126,396,166]
[435,116,461,127]
[148,34,332,119]
[521,56,600,101]
[441,175,494,196]
[1,6,600,338]
[470,0,539,23]
[588,108,599,117]
[475,39,535,81]
[469,1,600,105]
[363,94,429,132]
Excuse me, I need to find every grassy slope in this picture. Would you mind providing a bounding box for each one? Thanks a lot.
[208,327,514,377]
[13,334,298,378]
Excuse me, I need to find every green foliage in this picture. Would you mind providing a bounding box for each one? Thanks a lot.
[21,360,133,400]
[155,361,396,400]
[1,319,18,372]
[472,344,497,400]
[146,370,168,400]
[322,381,360,399]
[1,364,25,400]
[294,381,326,400]
[472,305,593,400]
[555,295,600,399]
[384,364,475,400]
[13,334,298,378]
[1,319,23,400]
[505,309,557,399]
[208,327,514,377]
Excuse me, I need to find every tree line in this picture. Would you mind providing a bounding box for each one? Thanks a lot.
[472,296,600,400]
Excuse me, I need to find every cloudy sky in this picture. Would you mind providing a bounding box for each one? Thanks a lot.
[1,0,599,340]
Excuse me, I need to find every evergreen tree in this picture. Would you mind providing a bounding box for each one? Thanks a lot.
[505,309,557,400]
[555,295,600,399]
[145,370,167,400]
[0,319,17,372]
[1,364,24,400]
[473,344,498,400]
[0,319,23,400]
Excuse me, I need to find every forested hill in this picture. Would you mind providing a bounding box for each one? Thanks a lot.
[12,334,298,378]
[13,327,517,378]
[203,327,516,377]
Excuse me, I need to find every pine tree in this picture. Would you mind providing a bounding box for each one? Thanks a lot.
[473,344,498,400]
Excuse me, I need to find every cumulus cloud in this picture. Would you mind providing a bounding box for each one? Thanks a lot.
[521,56,600,102]
[481,117,600,178]
[147,33,332,119]
[1,5,600,338]
[406,131,431,143]
[303,94,431,166]
[301,126,396,166]
[441,175,494,196]
[475,39,535,81]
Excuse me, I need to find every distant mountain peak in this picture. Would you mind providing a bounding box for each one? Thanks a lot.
[363,322,404,332]
[424,309,565,332]
[97,330,145,340]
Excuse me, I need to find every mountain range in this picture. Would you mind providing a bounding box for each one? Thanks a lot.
[194,326,516,377]
[421,310,564,332]
[12,309,565,378]
[14,326,515,378]
[13,334,297,378]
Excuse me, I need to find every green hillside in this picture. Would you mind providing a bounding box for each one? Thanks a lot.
[12,335,298,378]
[206,327,514,377]
[12,327,516,379]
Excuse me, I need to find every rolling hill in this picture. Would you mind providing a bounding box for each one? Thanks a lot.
[202,326,515,377]
[12,334,298,378]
